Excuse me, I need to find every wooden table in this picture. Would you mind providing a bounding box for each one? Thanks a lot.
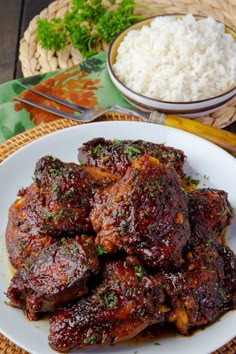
[0,0,235,134]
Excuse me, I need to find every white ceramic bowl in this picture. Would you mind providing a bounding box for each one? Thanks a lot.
[107,15,236,118]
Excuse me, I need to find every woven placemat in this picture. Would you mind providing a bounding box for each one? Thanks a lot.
[0,114,236,354]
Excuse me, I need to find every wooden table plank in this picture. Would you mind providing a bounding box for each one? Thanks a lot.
[0,0,23,84]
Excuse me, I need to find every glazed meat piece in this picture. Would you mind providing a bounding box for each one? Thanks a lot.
[6,155,117,270]
[155,188,235,335]
[49,257,166,352]
[5,182,55,270]
[6,236,99,321]
[156,242,235,335]
[155,186,236,336]
[188,188,233,246]
[34,155,110,236]
[91,154,190,269]
[78,138,186,176]
[218,245,236,303]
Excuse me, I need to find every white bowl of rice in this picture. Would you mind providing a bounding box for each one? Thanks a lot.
[107,14,236,118]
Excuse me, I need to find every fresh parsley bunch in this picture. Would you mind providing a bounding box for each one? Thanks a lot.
[36,0,151,58]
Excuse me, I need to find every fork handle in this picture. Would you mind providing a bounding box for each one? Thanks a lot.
[163,115,236,157]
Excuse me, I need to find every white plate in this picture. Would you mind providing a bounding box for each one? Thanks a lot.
[0,121,236,354]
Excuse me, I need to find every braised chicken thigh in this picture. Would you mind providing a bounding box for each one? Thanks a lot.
[5,155,116,269]
[5,182,55,270]
[187,188,233,246]
[155,188,235,335]
[6,236,99,320]
[78,138,186,176]
[155,242,236,335]
[91,154,190,269]
[49,257,166,352]
[34,155,101,236]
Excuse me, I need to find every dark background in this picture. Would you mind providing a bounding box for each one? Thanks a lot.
[0,0,52,84]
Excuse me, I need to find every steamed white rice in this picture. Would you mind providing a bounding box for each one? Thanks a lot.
[112,14,236,102]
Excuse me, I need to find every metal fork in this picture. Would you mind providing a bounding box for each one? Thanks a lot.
[14,82,166,124]
[12,82,236,156]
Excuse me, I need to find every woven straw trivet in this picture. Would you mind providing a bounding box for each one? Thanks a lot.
[0,114,236,354]
[18,0,236,129]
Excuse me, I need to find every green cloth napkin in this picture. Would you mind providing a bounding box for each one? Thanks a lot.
[0,51,130,144]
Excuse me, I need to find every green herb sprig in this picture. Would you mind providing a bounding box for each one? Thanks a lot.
[36,0,153,58]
